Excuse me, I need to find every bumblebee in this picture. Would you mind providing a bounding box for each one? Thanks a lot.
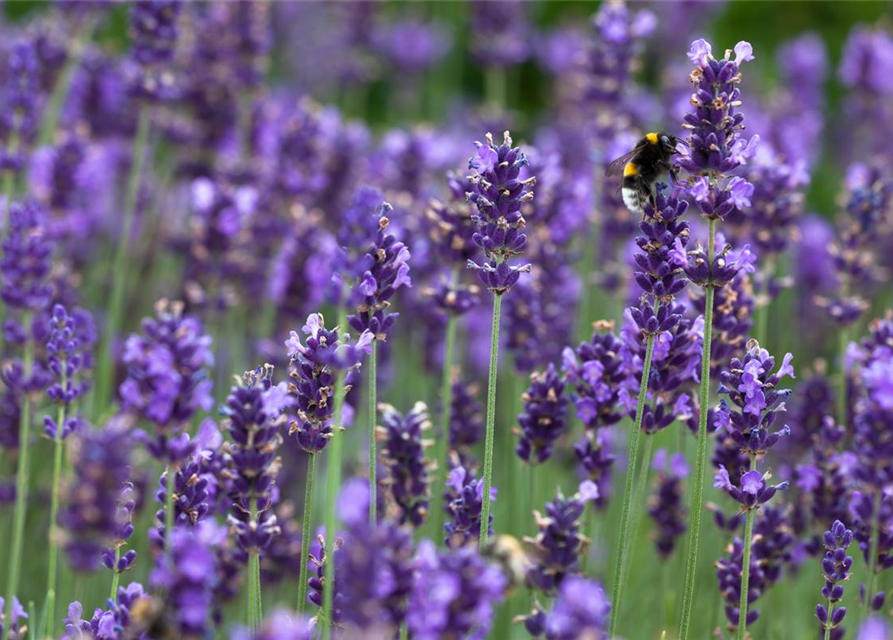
[605,132,679,215]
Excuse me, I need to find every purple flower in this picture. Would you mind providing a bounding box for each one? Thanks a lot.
[466,131,535,295]
[857,617,892,640]
[129,0,183,100]
[469,0,530,68]
[345,199,412,341]
[448,381,484,460]
[563,324,627,432]
[516,364,569,464]
[378,402,431,527]
[718,340,794,456]
[0,40,40,174]
[407,540,506,640]
[443,463,495,549]
[526,483,598,596]
[816,520,854,634]
[223,365,286,555]
[150,521,225,637]
[715,466,789,510]
[44,305,94,439]
[0,596,27,640]
[373,18,452,74]
[230,609,313,640]
[1,200,54,316]
[102,481,138,575]
[649,449,689,559]
[120,300,213,461]
[60,424,133,572]
[525,576,610,640]
[286,313,370,454]
[717,537,765,628]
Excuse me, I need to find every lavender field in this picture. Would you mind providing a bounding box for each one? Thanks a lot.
[1,1,893,639]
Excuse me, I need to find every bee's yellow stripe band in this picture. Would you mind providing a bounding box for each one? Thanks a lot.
[624,162,638,176]
[646,132,659,144]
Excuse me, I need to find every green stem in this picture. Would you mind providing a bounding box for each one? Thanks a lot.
[165,463,175,553]
[248,496,261,630]
[737,455,757,640]
[368,341,378,523]
[45,387,67,640]
[297,454,316,614]
[95,107,150,413]
[837,326,849,427]
[479,293,503,550]
[678,217,717,640]
[864,489,883,614]
[5,322,33,633]
[608,331,657,637]
[823,600,834,640]
[110,548,121,601]
[431,267,460,544]
[323,308,348,639]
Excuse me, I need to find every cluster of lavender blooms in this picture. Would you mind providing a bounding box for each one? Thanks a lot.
[563,323,625,502]
[515,363,569,464]
[129,0,183,101]
[222,364,290,557]
[648,450,689,559]
[378,402,432,527]
[120,300,214,462]
[59,424,133,571]
[524,576,611,640]
[44,303,94,439]
[466,131,534,295]
[816,520,853,637]
[0,40,41,176]
[448,381,484,462]
[443,464,495,549]
[524,481,599,596]
[285,312,372,454]
[62,583,150,640]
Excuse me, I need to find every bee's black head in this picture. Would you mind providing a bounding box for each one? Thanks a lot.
[659,134,678,154]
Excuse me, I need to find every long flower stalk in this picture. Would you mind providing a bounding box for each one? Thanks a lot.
[368,342,378,523]
[5,315,34,630]
[297,453,316,614]
[737,454,757,639]
[323,310,348,638]
[679,218,716,640]
[608,331,656,636]
[478,292,502,550]
[44,365,67,639]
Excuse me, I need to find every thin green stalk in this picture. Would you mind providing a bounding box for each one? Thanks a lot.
[110,548,121,600]
[608,332,656,637]
[95,107,150,412]
[823,599,834,640]
[864,489,883,616]
[45,383,68,640]
[431,267,460,544]
[678,217,717,640]
[323,308,348,638]
[165,464,175,553]
[368,341,378,523]
[837,326,849,427]
[5,321,33,632]
[297,454,317,614]
[248,496,261,630]
[479,293,503,550]
[736,455,757,640]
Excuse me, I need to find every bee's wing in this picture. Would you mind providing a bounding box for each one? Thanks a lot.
[604,148,639,177]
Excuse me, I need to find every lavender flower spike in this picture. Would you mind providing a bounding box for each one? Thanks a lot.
[816,520,853,637]
[378,401,432,527]
[515,363,569,465]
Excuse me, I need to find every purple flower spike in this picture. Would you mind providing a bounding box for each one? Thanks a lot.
[717,339,794,457]
[346,198,412,341]
[44,305,95,439]
[524,575,611,640]
[407,540,506,640]
[120,299,214,462]
[0,596,28,640]
[378,402,432,528]
[466,131,535,295]
[444,463,496,549]
[816,520,854,635]
[649,449,689,560]
[60,424,133,572]
[286,312,370,455]
[222,365,287,556]
[516,363,569,464]
[129,0,183,100]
